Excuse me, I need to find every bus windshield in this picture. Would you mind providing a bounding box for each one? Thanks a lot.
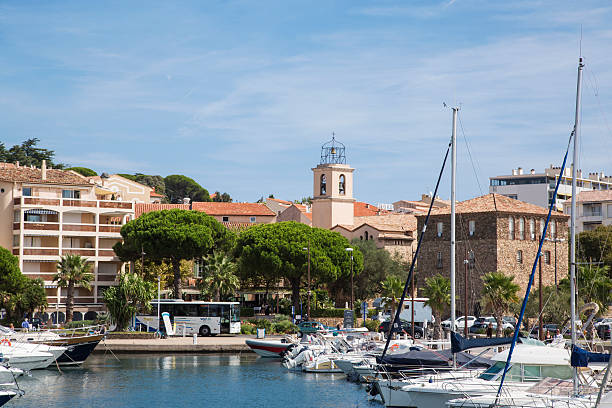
[231,304,240,322]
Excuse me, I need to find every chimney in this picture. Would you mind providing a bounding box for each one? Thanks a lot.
[518,167,523,175]
[41,160,47,180]
[530,169,535,174]
[15,161,19,168]
[512,169,517,176]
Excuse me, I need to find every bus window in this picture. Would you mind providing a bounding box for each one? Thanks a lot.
[209,305,221,317]
[198,304,209,317]
[160,304,173,315]
[230,304,240,322]
[150,304,158,316]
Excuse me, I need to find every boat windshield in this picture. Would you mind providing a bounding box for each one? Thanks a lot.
[479,361,572,382]
[0,325,15,335]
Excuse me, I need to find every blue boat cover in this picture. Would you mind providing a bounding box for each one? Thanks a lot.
[571,345,610,367]
[450,331,513,353]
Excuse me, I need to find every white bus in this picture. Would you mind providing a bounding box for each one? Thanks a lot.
[135,300,241,336]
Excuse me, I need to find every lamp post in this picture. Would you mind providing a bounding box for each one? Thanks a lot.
[545,237,565,289]
[345,248,354,310]
[303,240,311,320]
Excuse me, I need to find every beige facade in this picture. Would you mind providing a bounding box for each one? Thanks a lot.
[312,163,355,229]
[88,174,153,203]
[0,162,136,320]
[277,204,312,225]
[563,190,612,232]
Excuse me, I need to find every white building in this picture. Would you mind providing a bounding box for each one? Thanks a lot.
[563,190,612,232]
[489,166,612,211]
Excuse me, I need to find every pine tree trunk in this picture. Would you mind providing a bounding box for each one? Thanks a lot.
[173,260,181,299]
[66,282,74,323]
[496,314,503,338]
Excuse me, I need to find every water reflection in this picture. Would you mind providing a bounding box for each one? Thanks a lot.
[8,354,382,408]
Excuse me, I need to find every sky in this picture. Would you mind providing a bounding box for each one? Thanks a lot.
[1,1,611,204]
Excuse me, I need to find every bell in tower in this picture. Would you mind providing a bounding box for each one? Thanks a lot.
[311,134,355,229]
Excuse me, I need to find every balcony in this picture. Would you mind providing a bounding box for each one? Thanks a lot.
[22,248,60,256]
[13,196,134,211]
[98,249,117,257]
[63,223,96,232]
[62,248,96,256]
[20,222,60,231]
[99,224,122,233]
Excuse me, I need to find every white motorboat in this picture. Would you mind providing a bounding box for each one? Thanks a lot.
[0,365,23,384]
[0,343,58,370]
[245,337,296,357]
[376,344,579,407]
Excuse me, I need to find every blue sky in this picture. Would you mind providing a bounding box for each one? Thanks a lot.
[1,1,611,204]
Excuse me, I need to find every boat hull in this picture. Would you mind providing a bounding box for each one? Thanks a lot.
[245,339,292,357]
[0,391,16,407]
[41,335,104,365]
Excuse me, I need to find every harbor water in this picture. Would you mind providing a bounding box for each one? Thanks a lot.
[8,354,382,408]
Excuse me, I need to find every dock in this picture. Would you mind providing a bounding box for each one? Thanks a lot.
[93,334,270,353]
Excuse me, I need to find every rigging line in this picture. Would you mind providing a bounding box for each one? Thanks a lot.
[496,131,574,401]
[381,139,452,359]
[457,114,484,196]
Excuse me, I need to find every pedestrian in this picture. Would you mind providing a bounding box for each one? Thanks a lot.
[9,323,14,330]
[21,318,30,332]
[486,322,493,338]
[553,329,564,343]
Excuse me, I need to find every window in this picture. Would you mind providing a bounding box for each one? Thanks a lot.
[508,217,514,240]
[13,211,20,223]
[519,217,525,240]
[22,187,32,196]
[544,251,551,264]
[608,204,612,218]
[436,252,443,269]
[62,190,81,199]
[360,236,363,240]
[339,174,346,195]
[12,235,19,247]
[583,203,602,217]
[437,222,444,237]
[468,220,475,236]
[24,213,42,222]
[517,250,523,264]
[539,219,544,237]
[550,220,556,239]
[529,219,535,240]
[193,260,204,278]
[250,216,256,223]
[364,231,369,240]
[320,174,327,195]
[222,216,229,222]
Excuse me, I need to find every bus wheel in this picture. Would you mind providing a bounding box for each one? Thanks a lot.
[199,326,211,337]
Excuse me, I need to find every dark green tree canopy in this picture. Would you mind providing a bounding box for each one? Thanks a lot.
[233,222,363,308]
[164,174,211,203]
[350,239,406,300]
[113,209,233,263]
[212,191,232,202]
[0,138,64,168]
[66,167,97,177]
[578,225,612,269]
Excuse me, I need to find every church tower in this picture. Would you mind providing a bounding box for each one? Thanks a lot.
[311,135,355,229]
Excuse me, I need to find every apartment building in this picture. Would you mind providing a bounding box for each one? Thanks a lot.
[0,161,137,322]
[416,194,569,316]
[489,166,612,211]
[563,190,612,233]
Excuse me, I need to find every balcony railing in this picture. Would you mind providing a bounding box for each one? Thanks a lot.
[99,224,122,233]
[63,223,96,232]
[21,222,60,231]
[13,196,134,211]
[62,248,96,256]
[98,249,116,257]
[22,248,60,256]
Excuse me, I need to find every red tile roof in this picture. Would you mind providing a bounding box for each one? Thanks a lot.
[267,198,293,206]
[150,188,163,198]
[354,201,389,217]
[294,204,313,220]
[135,203,190,218]
[0,162,90,185]
[192,202,276,216]
[426,194,567,217]
[575,190,612,203]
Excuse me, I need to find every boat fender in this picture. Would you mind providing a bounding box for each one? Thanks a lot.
[0,339,11,346]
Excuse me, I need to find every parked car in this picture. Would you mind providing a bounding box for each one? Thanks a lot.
[441,316,476,331]
[469,317,513,334]
[297,321,328,334]
[597,323,611,340]
[502,316,517,329]
[378,319,425,339]
[529,324,559,338]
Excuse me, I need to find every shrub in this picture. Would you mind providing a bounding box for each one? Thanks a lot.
[362,319,379,332]
[241,323,256,335]
[503,328,514,337]
[272,314,290,323]
[247,318,272,331]
[311,308,346,318]
[64,320,96,329]
[272,320,297,334]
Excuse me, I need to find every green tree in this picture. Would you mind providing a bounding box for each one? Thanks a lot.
[53,255,94,323]
[102,272,155,331]
[113,209,233,298]
[197,252,239,301]
[164,174,211,203]
[233,222,363,310]
[578,226,612,270]
[2,138,64,168]
[0,247,47,322]
[351,239,405,300]
[381,275,404,323]
[576,264,612,313]
[481,272,520,337]
[422,274,451,340]
[523,284,578,328]
[212,191,233,202]
[66,167,97,177]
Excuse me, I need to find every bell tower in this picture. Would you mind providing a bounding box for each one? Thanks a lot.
[311,135,355,229]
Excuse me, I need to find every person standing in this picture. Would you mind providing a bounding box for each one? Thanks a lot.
[486,322,493,338]
[21,318,30,332]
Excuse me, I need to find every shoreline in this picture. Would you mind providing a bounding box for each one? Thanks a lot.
[93,334,277,354]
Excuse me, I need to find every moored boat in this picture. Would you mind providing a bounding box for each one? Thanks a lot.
[245,338,295,357]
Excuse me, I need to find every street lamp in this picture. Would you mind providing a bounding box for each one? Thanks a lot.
[345,248,354,310]
[545,237,566,288]
[303,240,311,320]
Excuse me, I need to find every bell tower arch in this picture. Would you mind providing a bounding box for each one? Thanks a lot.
[312,135,355,229]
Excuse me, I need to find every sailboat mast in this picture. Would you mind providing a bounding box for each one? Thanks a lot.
[571,56,584,396]
[450,107,458,339]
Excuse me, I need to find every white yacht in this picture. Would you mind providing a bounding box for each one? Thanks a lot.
[0,342,63,370]
[376,344,577,407]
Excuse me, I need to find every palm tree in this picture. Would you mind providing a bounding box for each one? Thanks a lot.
[481,272,520,337]
[422,274,451,340]
[53,254,94,323]
[381,275,404,322]
[577,265,612,313]
[198,252,239,301]
[103,272,155,331]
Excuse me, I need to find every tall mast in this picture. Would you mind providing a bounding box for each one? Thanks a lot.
[450,107,458,344]
[570,56,584,396]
